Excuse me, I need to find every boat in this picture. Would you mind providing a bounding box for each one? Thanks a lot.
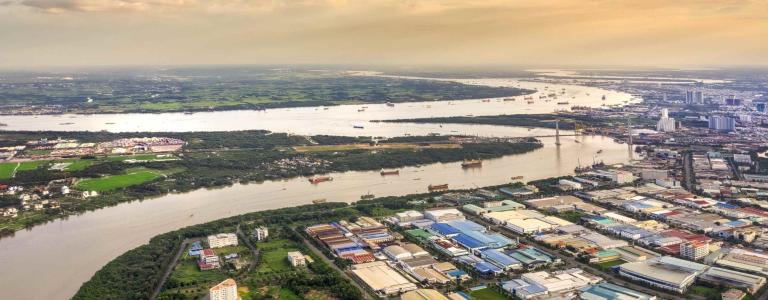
[59,122,74,125]
[503,98,516,102]
[353,125,364,129]
[602,95,606,101]
[482,99,491,102]
[527,100,535,104]
[360,193,375,200]
[524,96,534,100]
[574,140,580,143]
[386,102,395,107]
[0,123,7,127]
[596,149,603,154]
[183,112,194,115]
[312,198,327,204]
[510,176,524,180]
[428,184,449,192]
[357,108,365,112]
[380,169,400,176]
[461,159,482,168]
[323,107,330,110]
[557,101,570,105]
[105,122,115,125]
[308,176,333,184]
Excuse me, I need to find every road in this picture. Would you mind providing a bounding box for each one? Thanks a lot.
[236,225,260,276]
[297,233,375,300]
[149,238,194,300]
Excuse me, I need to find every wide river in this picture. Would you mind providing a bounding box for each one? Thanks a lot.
[0,76,636,299]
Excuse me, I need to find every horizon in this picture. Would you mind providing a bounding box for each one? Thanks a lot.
[2,0,768,67]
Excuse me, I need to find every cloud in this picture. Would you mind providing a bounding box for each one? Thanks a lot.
[18,0,189,13]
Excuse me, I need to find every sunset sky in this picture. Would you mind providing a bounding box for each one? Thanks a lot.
[1,0,767,67]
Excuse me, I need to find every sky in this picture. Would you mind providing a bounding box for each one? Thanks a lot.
[1,0,767,67]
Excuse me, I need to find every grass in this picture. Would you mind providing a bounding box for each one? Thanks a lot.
[17,160,49,171]
[256,239,300,273]
[469,288,507,300]
[0,161,50,179]
[169,260,227,285]
[595,259,626,272]
[278,288,301,300]
[0,163,17,179]
[60,160,93,171]
[106,154,178,162]
[75,169,164,191]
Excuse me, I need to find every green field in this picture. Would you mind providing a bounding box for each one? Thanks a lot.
[0,161,50,179]
[106,154,178,162]
[256,239,300,273]
[168,260,227,286]
[0,163,16,179]
[75,169,163,191]
[470,288,507,300]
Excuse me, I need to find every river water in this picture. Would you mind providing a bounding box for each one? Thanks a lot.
[0,76,635,299]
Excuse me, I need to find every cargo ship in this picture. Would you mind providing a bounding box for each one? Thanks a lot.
[308,176,333,184]
[461,159,482,168]
[380,169,400,176]
[312,198,327,204]
[428,184,449,192]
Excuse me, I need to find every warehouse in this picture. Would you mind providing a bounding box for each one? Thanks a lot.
[617,256,707,293]
[578,282,657,300]
[350,261,418,296]
[698,267,766,294]
[479,249,523,271]
[505,218,555,235]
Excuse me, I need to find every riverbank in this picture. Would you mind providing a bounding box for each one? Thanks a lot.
[378,113,657,131]
[0,70,533,115]
[0,130,542,237]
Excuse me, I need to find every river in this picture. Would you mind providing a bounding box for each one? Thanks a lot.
[0,76,635,299]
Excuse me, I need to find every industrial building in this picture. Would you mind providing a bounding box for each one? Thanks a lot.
[616,256,707,293]
[578,282,657,300]
[502,268,602,299]
[715,248,768,275]
[350,261,418,296]
[698,267,766,294]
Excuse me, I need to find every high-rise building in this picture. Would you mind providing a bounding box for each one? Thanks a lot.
[209,278,240,300]
[656,108,676,132]
[694,91,704,104]
[685,91,703,104]
[709,116,736,132]
[680,240,709,260]
[254,226,269,241]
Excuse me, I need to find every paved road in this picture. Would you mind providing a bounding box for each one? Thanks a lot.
[236,225,260,276]
[297,233,375,300]
[149,238,194,300]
